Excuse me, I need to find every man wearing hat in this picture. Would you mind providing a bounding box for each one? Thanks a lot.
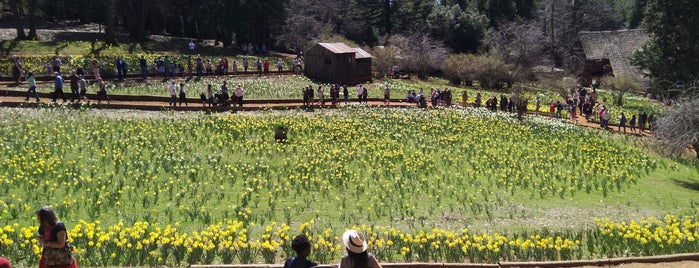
[339,230,382,268]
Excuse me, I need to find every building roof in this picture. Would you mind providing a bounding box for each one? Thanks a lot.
[579,29,649,83]
[317,43,357,54]
[353,47,373,59]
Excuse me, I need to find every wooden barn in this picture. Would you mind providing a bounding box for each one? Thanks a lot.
[579,29,650,87]
[304,43,373,85]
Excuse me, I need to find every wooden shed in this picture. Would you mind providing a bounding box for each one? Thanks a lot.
[579,29,649,87]
[304,43,372,85]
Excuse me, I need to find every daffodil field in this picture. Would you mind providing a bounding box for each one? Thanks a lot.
[0,106,697,267]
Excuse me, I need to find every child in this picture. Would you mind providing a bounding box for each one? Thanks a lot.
[283,234,317,268]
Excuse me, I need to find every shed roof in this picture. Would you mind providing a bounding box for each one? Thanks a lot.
[579,29,649,83]
[353,47,373,59]
[317,43,356,54]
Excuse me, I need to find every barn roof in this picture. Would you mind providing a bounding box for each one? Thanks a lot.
[579,29,649,83]
[353,47,373,59]
[317,43,357,54]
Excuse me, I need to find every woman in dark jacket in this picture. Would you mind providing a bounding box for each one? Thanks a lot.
[36,206,78,268]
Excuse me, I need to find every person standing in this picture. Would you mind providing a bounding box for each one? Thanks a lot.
[69,71,80,102]
[277,58,283,72]
[25,72,40,102]
[343,86,349,104]
[357,85,364,104]
[188,40,195,54]
[262,58,269,73]
[97,79,110,104]
[91,59,101,80]
[115,57,124,80]
[168,81,177,106]
[339,230,383,268]
[235,84,244,107]
[256,58,263,75]
[52,56,62,74]
[12,55,23,86]
[317,86,324,107]
[243,58,249,73]
[461,91,468,108]
[383,84,390,106]
[232,61,238,74]
[53,72,66,103]
[36,206,78,268]
[362,86,369,104]
[140,55,148,81]
[179,83,188,106]
[79,75,88,102]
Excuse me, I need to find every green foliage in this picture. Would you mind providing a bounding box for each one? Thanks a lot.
[602,75,643,106]
[632,0,699,96]
[427,4,488,53]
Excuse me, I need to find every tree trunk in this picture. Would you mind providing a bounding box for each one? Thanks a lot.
[122,0,151,42]
[694,143,699,161]
[78,0,90,24]
[27,0,38,40]
[10,0,27,40]
[383,0,392,35]
[104,0,118,44]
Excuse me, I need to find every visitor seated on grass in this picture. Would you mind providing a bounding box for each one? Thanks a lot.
[284,234,317,268]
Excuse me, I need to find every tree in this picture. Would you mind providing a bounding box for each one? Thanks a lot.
[27,0,38,40]
[120,0,154,42]
[427,4,488,53]
[486,19,546,67]
[632,0,699,95]
[104,0,118,44]
[538,0,619,71]
[388,34,450,80]
[655,83,699,160]
[9,0,27,40]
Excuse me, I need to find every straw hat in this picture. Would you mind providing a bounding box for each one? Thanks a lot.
[342,230,367,254]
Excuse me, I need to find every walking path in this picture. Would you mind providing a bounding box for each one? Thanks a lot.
[0,90,651,137]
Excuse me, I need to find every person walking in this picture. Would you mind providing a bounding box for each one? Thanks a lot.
[25,72,40,102]
[97,79,110,104]
[179,83,188,106]
[339,230,383,268]
[629,114,637,134]
[52,72,66,103]
[618,112,627,133]
[36,206,78,268]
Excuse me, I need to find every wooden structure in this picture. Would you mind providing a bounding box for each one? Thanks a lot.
[579,29,650,87]
[304,43,373,85]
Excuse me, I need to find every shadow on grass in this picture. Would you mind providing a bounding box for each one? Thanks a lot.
[0,40,20,56]
[672,179,699,192]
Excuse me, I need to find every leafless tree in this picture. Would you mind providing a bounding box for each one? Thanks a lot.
[388,33,450,79]
[486,19,546,68]
[655,83,699,160]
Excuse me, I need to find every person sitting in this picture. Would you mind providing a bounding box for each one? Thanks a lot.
[283,234,317,268]
[339,230,383,268]
[406,91,415,103]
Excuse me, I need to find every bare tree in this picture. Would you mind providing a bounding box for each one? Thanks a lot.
[486,19,546,68]
[389,33,450,79]
[655,83,699,160]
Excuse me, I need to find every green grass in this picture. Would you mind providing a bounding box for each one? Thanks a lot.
[0,39,238,57]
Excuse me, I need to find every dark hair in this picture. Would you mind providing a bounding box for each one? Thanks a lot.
[291,234,311,255]
[347,251,369,268]
[36,206,58,227]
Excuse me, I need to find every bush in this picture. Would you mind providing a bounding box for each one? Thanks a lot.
[441,53,513,89]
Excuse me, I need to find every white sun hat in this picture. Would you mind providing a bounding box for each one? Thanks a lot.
[342,229,367,254]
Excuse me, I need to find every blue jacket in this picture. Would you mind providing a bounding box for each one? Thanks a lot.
[55,75,64,89]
